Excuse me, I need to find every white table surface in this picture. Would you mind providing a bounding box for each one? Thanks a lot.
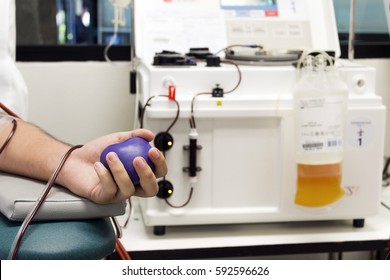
[117,187,390,257]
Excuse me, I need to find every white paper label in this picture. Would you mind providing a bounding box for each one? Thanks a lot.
[347,117,373,148]
[297,95,345,154]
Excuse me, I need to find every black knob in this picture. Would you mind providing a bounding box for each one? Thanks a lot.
[157,180,174,199]
[154,132,174,151]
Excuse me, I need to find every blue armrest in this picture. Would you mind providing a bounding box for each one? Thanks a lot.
[0,214,116,260]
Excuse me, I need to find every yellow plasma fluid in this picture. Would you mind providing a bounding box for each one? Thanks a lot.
[294,162,345,207]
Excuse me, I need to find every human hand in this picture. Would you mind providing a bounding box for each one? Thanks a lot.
[59,129,167,204]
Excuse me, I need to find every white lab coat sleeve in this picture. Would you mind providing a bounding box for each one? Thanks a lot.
[0,0,29,120]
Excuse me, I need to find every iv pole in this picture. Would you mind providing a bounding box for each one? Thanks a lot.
[130,0,137,94]
[348,0,356,61]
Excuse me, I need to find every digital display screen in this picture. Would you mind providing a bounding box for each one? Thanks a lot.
[221,0,277,7]
[220,0,278,17]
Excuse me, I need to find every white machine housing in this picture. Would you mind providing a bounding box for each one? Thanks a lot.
[133,0,386,230]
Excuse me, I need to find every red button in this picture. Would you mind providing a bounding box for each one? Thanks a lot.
[168,85,176,100]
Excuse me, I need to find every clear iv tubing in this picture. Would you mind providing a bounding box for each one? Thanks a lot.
[104,0,130,63]
[295,50,335,78]
[104,31,118,63]
[104,0,119,62]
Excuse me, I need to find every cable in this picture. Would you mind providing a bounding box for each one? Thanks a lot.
[139,95,180,133]
[189,59,242,129]
[0,103,20,156]
[213,44,264,57]
[7,144,83,260]
[164,186,194,208]
[383,156,390,182]
[122,197,133,228]
[115,238,131,260]
[0,118,17,156]
[110,216,131,260]
[189,92,210,129]
[4,137,131,259]
[104,0,131,64]
[161,95,180,134]
[140,60,241,208]
[0,102,19,156]
[140,95,179,190]
[104,33,118,63]
[0,104,85,260]
[139,95,196,208]
[220,60,242,94]
[139,96,154,129]
[0,102,21,119]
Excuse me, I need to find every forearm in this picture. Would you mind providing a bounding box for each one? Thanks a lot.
[0,118,71,182]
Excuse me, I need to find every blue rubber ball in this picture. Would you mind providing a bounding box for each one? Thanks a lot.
[100,137,155,185]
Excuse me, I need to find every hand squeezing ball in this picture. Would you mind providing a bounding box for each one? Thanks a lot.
[100,137,155,185]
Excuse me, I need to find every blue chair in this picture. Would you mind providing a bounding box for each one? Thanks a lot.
[0,214,116,260]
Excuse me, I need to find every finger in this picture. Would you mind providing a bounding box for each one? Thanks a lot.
[133,157,158,197]
[128,129,154,142]
[92,161,118,203]
[106,152,136,199]
[148,147,168,178]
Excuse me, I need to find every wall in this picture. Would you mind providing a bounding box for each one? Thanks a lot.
[16,61,135,145]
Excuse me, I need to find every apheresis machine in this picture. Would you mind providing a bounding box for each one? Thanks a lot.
[131,0,386,234]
